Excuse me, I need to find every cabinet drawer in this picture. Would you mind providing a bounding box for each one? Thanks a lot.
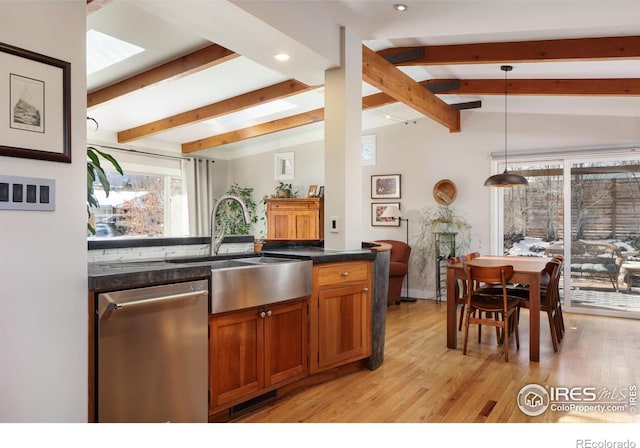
[268,201,318,211]
[317,262,368,286]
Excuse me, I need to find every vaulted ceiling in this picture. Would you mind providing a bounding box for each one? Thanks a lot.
[86,0,640,159]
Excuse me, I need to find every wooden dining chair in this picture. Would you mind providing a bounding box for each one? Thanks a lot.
[448,255,468,331]
[515,257,564,351]
[464,264,520,362]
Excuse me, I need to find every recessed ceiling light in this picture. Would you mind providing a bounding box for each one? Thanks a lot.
[394,4,408,12]
[274,52,290,62]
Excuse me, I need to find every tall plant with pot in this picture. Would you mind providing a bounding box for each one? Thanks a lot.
[413,205,473,277]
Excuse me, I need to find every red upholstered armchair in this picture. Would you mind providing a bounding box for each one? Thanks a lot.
[376,240,412,305]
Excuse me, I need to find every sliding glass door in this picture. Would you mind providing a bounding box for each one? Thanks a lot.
[499,152,640,319]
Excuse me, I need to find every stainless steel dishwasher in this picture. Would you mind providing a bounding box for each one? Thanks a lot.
[97,279,208,423]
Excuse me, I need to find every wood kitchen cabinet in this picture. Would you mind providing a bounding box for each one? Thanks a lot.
[265,198,324,240]
[209,298,308,410]
[309,261,372,373]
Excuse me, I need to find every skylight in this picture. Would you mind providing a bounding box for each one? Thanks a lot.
[87,29,145,75]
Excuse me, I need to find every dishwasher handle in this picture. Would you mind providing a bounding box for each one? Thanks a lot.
[109,290,208,311]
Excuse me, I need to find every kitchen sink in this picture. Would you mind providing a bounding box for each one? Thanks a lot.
[237,256,297,264]
[207,259,252,269]
[210,257,312,314]
[168,255,313,314]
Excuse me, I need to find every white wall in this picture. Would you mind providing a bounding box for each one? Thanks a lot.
[224,111,640,298]
[226,139,324,236]
[0,2,87,422]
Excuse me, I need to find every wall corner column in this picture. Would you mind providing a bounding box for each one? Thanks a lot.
[323,27,363,250]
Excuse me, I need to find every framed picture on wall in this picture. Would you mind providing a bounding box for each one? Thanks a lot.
[0,42,71,163]
[371,202,401,227]
[274,152,294,180]
[371,174,401,199]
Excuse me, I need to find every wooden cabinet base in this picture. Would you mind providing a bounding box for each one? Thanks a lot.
[208,359,369,422]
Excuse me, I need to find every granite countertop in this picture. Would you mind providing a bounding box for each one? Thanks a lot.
[88,246,377,292]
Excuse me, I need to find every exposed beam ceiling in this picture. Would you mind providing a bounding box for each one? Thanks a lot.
[362,45,460,132]
[421,79,640,96]
[181,91,400,153]
[87,44,238,108]
[378,36,640,65]
[87,35,640,153]
[117,80,315,143]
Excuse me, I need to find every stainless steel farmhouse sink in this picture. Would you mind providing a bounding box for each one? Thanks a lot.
[169,255,312,314]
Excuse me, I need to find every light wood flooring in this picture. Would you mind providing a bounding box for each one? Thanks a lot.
[234,299,640,423]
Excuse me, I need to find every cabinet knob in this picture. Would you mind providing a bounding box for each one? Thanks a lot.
[266,310,272,317]
[341,271,349,277]
[260,311,266,318]
[363,287,369,292]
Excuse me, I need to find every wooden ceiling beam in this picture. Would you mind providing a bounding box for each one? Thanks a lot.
[87,44,239,108]
[378,36,640,65]
[181,92,400,153]
[117,80,315,143]
[362,45,460,132]
[422,78,640,95]
[182,109,325,153]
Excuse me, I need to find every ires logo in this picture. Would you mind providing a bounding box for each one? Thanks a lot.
[518,384,636,416]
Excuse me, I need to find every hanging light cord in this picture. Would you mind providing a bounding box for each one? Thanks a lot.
[502,65,512,172]
[504,67,508,169]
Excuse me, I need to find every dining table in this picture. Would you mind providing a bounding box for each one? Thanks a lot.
[446,255,551,362]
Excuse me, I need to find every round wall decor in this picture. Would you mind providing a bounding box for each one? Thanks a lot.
[433,179,457,205]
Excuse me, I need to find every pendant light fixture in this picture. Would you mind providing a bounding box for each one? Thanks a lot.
[484,65,528,187]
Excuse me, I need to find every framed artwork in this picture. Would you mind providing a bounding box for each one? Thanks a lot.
[371,174,401,199]
[361,134,376,166]
[0,42,71,163]
[371,202,401,227]
[274,152,294,180]
[317,186,325,198]
[307,184,318,197]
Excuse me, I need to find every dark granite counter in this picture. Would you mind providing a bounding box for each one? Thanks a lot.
[88,246,377,292]
[261,246,376,263]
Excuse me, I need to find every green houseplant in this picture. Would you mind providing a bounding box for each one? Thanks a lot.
[274,181,295,198]
[414,205,472,277]
[214,183,259,235]
[87,145,123,234]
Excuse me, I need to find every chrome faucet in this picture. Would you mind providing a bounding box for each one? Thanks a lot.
[210,195,251,256]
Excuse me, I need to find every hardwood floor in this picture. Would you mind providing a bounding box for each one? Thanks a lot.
[233,299,640,423]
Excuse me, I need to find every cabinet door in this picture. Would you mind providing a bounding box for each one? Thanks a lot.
[292,210,319,239]
[317,283,371,370]
[209,309,264,408]
[264,300,308,386]
[267,210,295,239]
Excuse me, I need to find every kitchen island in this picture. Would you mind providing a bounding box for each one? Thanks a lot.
[88,242,390,422]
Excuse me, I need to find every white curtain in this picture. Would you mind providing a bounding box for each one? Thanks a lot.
[182,158,216,236]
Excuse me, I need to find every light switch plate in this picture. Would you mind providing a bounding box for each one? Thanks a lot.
[0,175,55,211]
[330,216,339,233]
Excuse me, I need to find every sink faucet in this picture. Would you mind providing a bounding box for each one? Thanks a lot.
[210,195,251,256]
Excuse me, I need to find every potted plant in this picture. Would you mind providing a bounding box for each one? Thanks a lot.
[214,183,258,235]
[87,145,123,234]
[413,205,473,277]
[275,182,295,198]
